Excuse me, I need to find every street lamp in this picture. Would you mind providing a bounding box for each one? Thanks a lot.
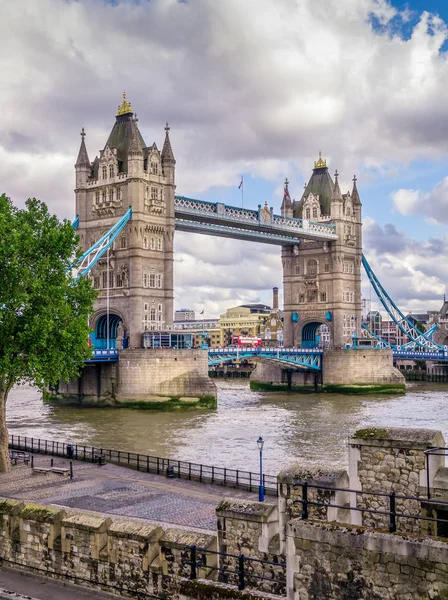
[257,435,265,502]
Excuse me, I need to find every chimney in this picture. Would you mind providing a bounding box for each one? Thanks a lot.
[273,287,279,311]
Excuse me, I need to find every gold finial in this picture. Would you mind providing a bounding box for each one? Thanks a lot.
[314,151,327,169]
[117,91,132,116]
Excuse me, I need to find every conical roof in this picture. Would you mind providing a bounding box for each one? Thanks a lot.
[351,175,361,205]
[440,296,448,319]
[105,113,146,172]
[331,170,343,202]
[161,122,175,163]
[128,118,143,155]
[75,128,90,168]
[294,153,334,217]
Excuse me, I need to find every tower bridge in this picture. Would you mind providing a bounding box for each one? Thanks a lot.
[59,94,448,402]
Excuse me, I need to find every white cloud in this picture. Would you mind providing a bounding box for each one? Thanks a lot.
[1,0,448,313]
[392,177,448,224]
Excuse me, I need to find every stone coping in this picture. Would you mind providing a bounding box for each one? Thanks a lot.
[107,518,164,542]
[350,427,445,449]
[160,527,216,550]
[0,498,24,516]
[287,518,448,563]
[277,465,347,486]
[216,499,277,522]
[62,513,111,533]
[20,504,65,524]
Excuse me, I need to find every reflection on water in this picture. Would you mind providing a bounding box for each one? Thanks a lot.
[6,381,448,475]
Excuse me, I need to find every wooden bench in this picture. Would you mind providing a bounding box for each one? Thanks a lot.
[51,467,70,476]
[9,451,30,465]
[32,466,52,473]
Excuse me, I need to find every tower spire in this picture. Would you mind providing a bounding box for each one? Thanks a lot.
[161,121,175,163]
[75,127,90,168]
[331,169,342,201]
[351,174,361,205]
[281,177,293,216]
[128,117,143,155]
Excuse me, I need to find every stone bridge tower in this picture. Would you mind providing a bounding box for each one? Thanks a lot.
[282,153,362,347]
[75,93,175,348]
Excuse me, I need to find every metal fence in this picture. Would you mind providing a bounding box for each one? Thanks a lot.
[183,545,286,595]
[8,435,278,496]
[293,480,448,537]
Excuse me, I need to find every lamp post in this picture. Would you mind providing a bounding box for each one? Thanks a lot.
[257,435,265,502]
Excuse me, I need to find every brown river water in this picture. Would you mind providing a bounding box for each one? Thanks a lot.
[5,381,448,476]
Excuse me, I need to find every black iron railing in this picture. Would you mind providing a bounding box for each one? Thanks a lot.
[292,480,448,536]
[8,435,278,496]
[183,545,286,594]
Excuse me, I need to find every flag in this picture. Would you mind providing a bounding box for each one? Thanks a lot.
[238,178,243,189]
[284,186,290,198]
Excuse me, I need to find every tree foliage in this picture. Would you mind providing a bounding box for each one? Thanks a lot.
[0,194,96,472]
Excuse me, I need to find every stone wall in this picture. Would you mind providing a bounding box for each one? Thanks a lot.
[251,349,405,394]
[216,500,285,595]
[349,428,446,532]
[322,348,405,391]
[286,519,448,600]
[277,466,349,552]
[52,348,217,407]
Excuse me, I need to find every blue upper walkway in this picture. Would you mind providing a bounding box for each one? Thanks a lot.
[174,196,338,245]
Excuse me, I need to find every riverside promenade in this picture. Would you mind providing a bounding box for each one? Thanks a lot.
[0,457,255,532]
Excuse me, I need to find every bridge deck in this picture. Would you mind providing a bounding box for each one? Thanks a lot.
[174,196,338,245]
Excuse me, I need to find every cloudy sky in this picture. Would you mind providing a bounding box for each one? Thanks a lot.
[1,0,448,318]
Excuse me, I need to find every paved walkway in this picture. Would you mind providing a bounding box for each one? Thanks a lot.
[0,565,122,599]
[0,457,258,531]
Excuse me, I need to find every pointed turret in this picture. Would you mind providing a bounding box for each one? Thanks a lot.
[330,169,344,219]
[75,128,90,168]
[75,128,91,189]
[161,122,175,163]
[162,122,175,184]
[281,178,293,218]
[351,175,361,205]
[128,117,143,156]
[331,169,343,202]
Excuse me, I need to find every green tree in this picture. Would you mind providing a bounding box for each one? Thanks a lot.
[0,195,96,473]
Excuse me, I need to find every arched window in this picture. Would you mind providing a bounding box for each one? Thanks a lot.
[156,274,162,288]
[150,237,155,250]
[305,208,311,219]
[116,188,121,201]
[143,237,148,249]
[150,308,156,321]
[151,162,158,174]
[120,235,127,250]
[312,206,318,219]
[102,166,107,179]
[307,259,318,275]
[157,237,163,251]
[95,192,100,204]
[149,273,155,288]
[101,190,106,203]
[109,165,115,178]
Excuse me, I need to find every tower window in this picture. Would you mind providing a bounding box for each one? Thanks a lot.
[151,162,158,174]
[305,208,311,219]
[109,165,115,178]
[143,273,148,287]
[93,276,100,289]
[116,188,121,201]
[324,264,330,273]
[156,274,162,288]
[307,259,318,275]
[120,235,127,250]
[151,187,158,200]
[150,237,155,250]
[312,206,318,219]
[149,273,155,288]
[320,292,327,302]
[102,166,107,180]
[150,308,156,321]
[116,273,123,288]
[157,237,163,251]
[295,264,301,275]
[101,190,106,203]
[95,192,100,205]
[143,237,148,249]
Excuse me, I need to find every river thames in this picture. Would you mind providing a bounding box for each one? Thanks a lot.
[6,381,448,476]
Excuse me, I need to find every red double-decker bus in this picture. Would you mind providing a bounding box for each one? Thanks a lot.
[231,335,262,347]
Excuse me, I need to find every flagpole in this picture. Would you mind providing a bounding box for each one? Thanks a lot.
[241,176,244,208]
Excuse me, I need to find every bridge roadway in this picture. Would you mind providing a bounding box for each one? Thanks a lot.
[87,347,448,369]
[174,195,338,245]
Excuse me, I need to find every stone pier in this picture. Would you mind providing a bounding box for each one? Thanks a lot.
[250,348,405,394]
[49,348,217,409]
